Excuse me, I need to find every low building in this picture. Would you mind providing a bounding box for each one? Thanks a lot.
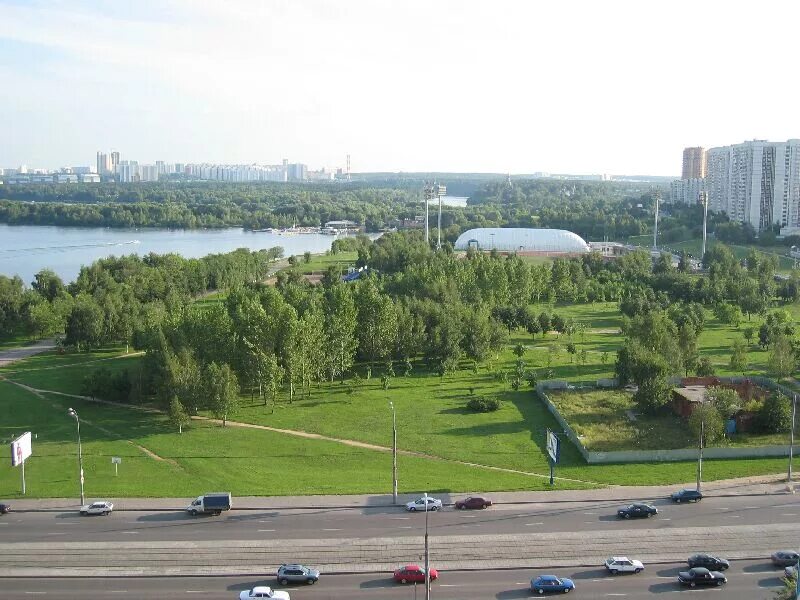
[454,227,590,256]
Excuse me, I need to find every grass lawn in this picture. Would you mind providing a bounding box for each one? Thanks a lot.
[285,251,357,275]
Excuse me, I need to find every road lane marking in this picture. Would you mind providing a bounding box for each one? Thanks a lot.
[45,533,66,535]
[525,522,544,526]
[258,519,273,523]
[583,511,597,515]
[258,529,275,532]
[322,528,342,531]
[661,518,671,521]
[745,506,759,509]
[109,591,128,594]
[729,515,741,518]
[782,513,797,516]
[398,526,413,529]
[390,517,410,520]
[185,591,206,594]
[24,592,46,595]
[605,594,627,597]
[121,531,139,534]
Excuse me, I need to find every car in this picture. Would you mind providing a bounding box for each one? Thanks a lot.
[405,497,442,512]
[530,575,575,594]
[772,551,800,567]
[276,564,320,585]
[671,488,703,503]
[393,564,438,584]
[616,503,658,519]
[0,503,10,514]
[239,586,290,600]
[785,565,797,579]
[605,557,644,574]
[79,501,113,516]
[688,554,730,571]
[455,496,492,510]
[677,567,727,587]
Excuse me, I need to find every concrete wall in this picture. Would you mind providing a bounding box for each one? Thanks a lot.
[536,378,795,464]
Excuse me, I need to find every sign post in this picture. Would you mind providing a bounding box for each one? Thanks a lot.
[546,429,561,486]
[10,432,33,495]
[111,456,121,476]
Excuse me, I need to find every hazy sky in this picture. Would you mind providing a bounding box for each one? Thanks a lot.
[2,0,799,175]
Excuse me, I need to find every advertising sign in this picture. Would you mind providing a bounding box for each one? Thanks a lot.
[546,429,560,464]
[10,431,32,467]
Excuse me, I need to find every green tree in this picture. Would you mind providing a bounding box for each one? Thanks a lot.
[678,324,699,376]
[324,284,358,382]
[204,362,240,427]
[168,396,190,434]
[303,251,312,264]
[705,387,741,420]
[688,402,725,445]
[729,339,749,375]
[768,334,796,381]
[758,393,793,433]
[696,357,715,377]
[64,296,105,351]
[32,268,65,302]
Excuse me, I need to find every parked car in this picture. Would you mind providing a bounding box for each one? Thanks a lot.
[617,503,658,519]
[688,554,730,571]
[455,496,492,510]
[79,501,113,516]
[530,575,575,594]
[605,557,644,574]
[393,564,438,584]
[671,489,703,503]
[277,564,319,585]
[239,586,289,600]
[677,567,727,587]
[0,503,10,514]
[772,551,800,567]
[405,497,442,512]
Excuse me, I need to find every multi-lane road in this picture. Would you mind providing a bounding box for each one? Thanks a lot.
[1,492,796,598]
[0,561,788,599]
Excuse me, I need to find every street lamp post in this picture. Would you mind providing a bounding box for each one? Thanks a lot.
[389,401,398,504]
[696,418,704,493]
[789,394,797,484]
[67,408,85,505]
[423,492,430,600]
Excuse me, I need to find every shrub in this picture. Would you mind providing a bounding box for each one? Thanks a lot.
[467,396,501,412]
[757,393,793,433]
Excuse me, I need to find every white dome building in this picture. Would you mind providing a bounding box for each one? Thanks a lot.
[454,228,590,255]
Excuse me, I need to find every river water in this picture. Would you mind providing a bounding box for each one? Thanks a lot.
[0,224,343,284]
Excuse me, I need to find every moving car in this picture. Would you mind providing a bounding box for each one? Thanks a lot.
[677,567,727,587]
[405,497,442,512]
[187,492,232,516]
[605,557,644,574]
[772,551,800,567]
[0,503,10,514]
[276,564,319,585]
[455,496,492,510]
[239,586,289,600]
[688,554,730,571]
[530,575,575,594]
[79,501,113,516]
[393,564,438,584]
[671,488,703,503]
[616,503,657,519]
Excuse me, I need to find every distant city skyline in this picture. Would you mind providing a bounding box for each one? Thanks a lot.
[2,1,799,175]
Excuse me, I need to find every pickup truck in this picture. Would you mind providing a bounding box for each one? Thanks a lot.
[186,492,232,516]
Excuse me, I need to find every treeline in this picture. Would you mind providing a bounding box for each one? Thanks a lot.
[0,247,283,344]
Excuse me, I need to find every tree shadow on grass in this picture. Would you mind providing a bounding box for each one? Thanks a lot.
[443,421,529,437]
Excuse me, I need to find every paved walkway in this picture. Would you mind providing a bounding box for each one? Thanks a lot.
[0,338,55,368]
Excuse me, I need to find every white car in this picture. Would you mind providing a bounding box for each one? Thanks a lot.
[405,497,443,512]
[239,586,289,600]
[79,501,113,516]
[786,565,797,579]
[605,556,644,574]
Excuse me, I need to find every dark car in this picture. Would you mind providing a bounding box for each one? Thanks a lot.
[671,489,703,503]
[0,503,10,514]
[678,567,727,587]
[772,551,800,567]
[688,554,730,571]
[530,575,575,594]
[617,503,658,519]
[276,564,320,585]
[455,496,492,510]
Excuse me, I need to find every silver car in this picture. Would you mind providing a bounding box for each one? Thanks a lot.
[277,564,320,585]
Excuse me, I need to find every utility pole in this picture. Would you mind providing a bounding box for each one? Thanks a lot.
[789,394,796,485]
[696,418,704,493]
[389,401,398,504]
[423,492,431,600]
[67,408,85,505]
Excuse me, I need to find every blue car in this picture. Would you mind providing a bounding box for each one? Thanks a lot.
[530,575,575,594]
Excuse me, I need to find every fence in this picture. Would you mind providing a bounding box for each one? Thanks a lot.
[536,378,796,464]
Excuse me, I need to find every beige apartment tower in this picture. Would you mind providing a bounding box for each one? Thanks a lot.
[682,147,707,179]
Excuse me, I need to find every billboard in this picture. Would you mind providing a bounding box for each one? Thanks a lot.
[11,431,32,467]
[546,429,560,464]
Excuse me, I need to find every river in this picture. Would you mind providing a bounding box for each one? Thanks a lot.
[0,224,346,284]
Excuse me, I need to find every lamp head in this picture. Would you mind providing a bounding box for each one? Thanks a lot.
[67,408,77,419]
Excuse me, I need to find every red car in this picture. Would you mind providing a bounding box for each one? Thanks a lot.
[455,496,492,510]
[393,565,438,584]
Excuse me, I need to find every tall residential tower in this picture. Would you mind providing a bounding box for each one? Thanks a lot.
[681,147,707,179]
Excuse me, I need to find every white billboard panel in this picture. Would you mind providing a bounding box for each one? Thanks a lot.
[546,429,560,464]
[11,431,32,467]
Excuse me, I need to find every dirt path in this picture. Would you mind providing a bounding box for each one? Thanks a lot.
[0,338,56,368]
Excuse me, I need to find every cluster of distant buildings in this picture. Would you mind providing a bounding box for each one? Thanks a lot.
[670,139,800,235]
[0,151,351,185]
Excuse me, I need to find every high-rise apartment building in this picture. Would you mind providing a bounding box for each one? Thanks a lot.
[682,147,707,179]
[706,139,800,232]
[110,151,120,175]
[96,152,111,175]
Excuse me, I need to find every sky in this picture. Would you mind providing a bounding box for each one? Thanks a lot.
[2,0,799,176]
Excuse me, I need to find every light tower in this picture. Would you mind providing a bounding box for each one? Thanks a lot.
[699,190,709,261]
[653,189,661,250]
[435,182,446,250]
[423,182,436,245]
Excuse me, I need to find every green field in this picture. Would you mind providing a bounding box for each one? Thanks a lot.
[1,299,796,498]
[285,251,358,275]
